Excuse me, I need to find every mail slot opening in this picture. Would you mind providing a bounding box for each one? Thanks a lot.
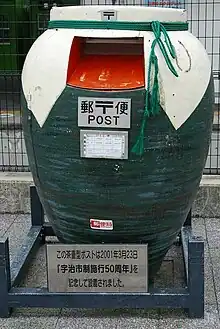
[66,37,145,90]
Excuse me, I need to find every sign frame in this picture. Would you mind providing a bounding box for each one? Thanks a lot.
[77,97,131,129]
[80,129,129,160]
[46,243,148,293]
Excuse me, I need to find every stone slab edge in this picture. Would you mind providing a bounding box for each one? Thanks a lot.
[0,172,219,217]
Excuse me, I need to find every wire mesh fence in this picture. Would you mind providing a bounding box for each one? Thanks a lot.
[0,0,219,173]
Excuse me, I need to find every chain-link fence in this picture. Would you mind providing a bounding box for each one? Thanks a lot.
[0,0,219,173]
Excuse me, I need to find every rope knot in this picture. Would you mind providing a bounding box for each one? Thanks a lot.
[131,20,179,156]
[151,20,162,39]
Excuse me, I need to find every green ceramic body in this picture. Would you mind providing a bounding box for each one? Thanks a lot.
[22,82,214,280]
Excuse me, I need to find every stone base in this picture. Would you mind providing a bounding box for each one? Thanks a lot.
[0,172,33,214]
[192,175,220,218]
[0,172,219,217]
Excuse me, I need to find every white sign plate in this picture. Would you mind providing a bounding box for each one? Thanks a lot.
[80,130,128,160]
[78,97,131,128]
[46,244,148,293]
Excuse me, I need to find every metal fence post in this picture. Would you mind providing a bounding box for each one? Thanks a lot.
[30,185,44,226]
[0,238,11,317]
[184,209,192,227]
[188,236,204,318]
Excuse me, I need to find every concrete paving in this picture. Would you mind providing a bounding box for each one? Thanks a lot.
[0,214,219,328]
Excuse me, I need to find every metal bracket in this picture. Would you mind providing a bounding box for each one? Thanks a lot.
[0,186,204,318]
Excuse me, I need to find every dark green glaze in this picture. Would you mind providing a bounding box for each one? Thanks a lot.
[21,80,214,280]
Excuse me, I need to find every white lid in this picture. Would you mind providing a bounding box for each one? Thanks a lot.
[50,5,187,23]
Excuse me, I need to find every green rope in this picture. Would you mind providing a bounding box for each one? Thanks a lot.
[48,19,186,156]
[48,20,188,31]
[131,20,179,156]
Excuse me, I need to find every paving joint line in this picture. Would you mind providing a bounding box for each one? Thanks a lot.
[2,215,17,237]
[204,218,220,320]
[54,308,63,329]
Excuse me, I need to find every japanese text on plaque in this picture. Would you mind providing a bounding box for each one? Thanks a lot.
[47,244,148,293]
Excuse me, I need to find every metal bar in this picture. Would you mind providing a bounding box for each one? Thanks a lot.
[184,209,192,226]
[43,223,55,237]
[203,168,220,175]
[187,237,204,318]
[85,38,143,44]
[10,227,43,287]
[30,185,44,226]
[0,238,11,317]
[8,287,189,309]
[181,226,192,284]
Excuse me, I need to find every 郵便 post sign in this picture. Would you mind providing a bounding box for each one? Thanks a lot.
[46,244,148,292]
[78,97,131,128]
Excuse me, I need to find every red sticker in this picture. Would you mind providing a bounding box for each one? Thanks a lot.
[90,219,113,230]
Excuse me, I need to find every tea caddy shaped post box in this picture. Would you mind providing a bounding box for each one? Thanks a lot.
[21,5,214,281]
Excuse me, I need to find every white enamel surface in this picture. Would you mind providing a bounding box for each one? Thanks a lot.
[143,30,211,129]
[50,5,187,23]
[21,29,76,127]
[69,29,140,38]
